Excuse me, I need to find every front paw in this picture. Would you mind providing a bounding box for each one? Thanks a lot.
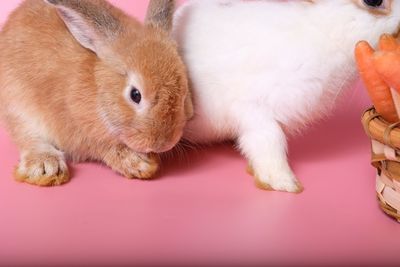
[15,152,70,186]
[247,165,303,193]
[106,145,160,180]
[124,153,160,180]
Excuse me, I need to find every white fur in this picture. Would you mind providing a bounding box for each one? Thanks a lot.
[173,0,400,192]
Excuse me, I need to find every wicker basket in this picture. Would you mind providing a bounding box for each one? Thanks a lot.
[362,108,400,222]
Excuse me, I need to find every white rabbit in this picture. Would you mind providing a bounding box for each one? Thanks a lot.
[173,0,400,193]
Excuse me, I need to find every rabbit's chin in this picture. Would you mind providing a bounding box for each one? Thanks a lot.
[120,135,179,154]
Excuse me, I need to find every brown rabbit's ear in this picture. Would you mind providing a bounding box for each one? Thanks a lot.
[145,0,175,33]
[44,0,122,56]
[184,92,194,120]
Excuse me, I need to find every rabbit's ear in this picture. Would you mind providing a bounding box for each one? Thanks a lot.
[184,92,194,120]
[145,0,175,32]
[45,0,122,55]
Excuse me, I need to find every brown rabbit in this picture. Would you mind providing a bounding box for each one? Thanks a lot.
[0,0,193,186]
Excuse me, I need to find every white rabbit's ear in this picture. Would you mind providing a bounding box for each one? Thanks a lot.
[44,0,122,55]
[145,0,175,32]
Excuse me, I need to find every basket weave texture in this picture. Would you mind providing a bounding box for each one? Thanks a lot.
[362,108,400,222]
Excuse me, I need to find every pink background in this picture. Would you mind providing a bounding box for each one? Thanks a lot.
[1,1,400,266]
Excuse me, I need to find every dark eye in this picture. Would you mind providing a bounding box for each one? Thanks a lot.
[363,0,383,7]
[130,87,142,104]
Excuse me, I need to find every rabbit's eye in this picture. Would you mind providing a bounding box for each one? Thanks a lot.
[363,0,383,7]
[130,87,142,104]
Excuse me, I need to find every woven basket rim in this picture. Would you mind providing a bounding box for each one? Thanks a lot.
[362,107,400,149]
[378,196,400,222]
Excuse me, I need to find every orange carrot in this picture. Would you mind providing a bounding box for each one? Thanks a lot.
[374,52,400,91]
[378,34,399,52]
[355,41,398,123]
[376,34,400,119]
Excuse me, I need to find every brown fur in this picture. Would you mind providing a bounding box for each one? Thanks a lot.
[14,151,70,186]
[0,0,192,186]
[14,170,70,186]
[145,0,175,31]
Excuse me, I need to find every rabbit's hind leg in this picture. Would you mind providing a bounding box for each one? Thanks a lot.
[237,111,303,193]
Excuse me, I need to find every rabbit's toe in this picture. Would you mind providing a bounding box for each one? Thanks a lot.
[15,152,69,186]
[255,176,303,193]
[107,145,160,180]
[248,165,303,193]
[126,153,160,180]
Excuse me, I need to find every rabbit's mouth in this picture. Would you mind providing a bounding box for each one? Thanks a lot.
[153,142,179,154]
[129,143,178,154]
[121,131,182,154]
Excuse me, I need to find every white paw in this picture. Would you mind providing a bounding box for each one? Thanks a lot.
[253,169,303,193]
[15,152,69,186]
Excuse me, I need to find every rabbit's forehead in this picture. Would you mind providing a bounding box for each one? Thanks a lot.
[123,54,187,96]
[126,72,144,93]
[125,71,176,100]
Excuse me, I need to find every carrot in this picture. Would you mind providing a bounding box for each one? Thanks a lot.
[374,52,400,90]
[355,41,399,123]
[378,34,399,52]
[391,89,400,120]
[376,34,400,118]
[373,51,400,118]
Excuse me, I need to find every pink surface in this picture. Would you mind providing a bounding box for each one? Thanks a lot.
[1,1,400,266]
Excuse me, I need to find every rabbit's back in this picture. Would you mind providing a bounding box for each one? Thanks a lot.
[0,0,95,105]
[174,0,392,142]
[0,0,104,157]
